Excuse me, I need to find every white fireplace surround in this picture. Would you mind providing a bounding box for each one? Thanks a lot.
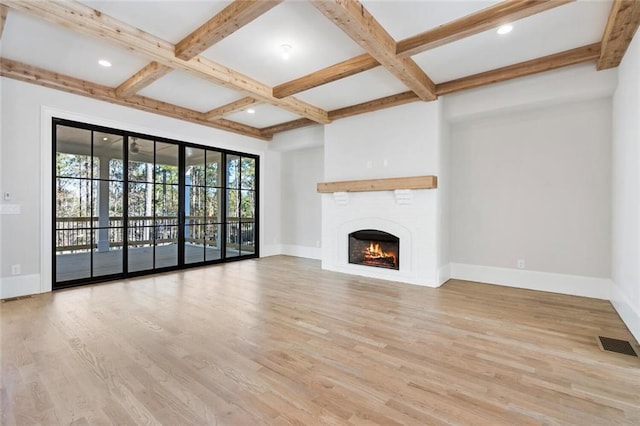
[321,189,440,287]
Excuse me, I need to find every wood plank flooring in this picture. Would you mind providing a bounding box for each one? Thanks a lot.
[1,255,639,425]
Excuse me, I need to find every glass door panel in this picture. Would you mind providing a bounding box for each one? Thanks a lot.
[185,148,205,264]
[155,142,179,268]
[55,125,125,286]
[127,138,155,272]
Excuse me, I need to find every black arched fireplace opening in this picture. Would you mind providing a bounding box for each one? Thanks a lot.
[348,230,399,270]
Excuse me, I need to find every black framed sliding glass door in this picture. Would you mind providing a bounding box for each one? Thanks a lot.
[127,138,180,272]
[54,124,125,283]
[53,118,259,289]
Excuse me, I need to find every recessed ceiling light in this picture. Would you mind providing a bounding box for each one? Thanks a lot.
[246,108,256,114]
[98,59,112,67]
[280,44,292,61]
[102,137,108,141]
[497,24,513,35]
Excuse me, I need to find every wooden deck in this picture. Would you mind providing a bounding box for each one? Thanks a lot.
[2,256,639,424]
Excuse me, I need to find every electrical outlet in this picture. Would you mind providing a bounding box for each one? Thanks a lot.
[11,264,21,275]
[517,259,525,269]
[3,192,10,201]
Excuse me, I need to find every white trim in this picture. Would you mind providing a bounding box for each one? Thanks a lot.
[449,263,611,300]
[0,274,42,299]
[610,285,640,343]
[281,244,322,260]
[260,244,283,258]
[438,263,451,285]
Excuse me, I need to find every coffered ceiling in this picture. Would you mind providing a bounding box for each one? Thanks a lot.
[1,0,639,141]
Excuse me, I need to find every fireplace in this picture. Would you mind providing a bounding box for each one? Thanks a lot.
[349,229,399,270]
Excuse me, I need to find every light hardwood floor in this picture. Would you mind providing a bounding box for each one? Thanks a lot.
[1,256,639,425]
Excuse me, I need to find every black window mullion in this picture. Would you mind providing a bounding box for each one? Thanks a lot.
[178,145,185,267]
[89,130,95,277]
[123,135,129,275]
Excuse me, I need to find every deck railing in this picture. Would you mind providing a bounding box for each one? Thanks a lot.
[56,216,255,253]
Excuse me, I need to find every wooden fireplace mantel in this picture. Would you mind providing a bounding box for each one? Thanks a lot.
[317,175,437,193]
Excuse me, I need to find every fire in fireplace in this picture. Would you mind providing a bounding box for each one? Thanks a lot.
[349,230,399,270]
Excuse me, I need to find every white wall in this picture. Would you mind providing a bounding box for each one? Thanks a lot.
[611,32,640,342]
[0,78,280,298]
[324,102,441,181]
[281,146,324,259]
[450,97,612,298]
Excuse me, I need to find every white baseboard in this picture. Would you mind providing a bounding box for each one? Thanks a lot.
[438,263,451,286]
[610,284,640,343]
[281,244,322,260]
[449,263,611,300]
[260,244,283,258]
[0,274,42,299]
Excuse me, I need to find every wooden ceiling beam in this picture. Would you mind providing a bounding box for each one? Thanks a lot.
[329,91,419,121]
[0,5,8,40]
[397,0,574,57]
[0,58,269,140]
[205,97,260,120]
[311,0,436,101]
[175,0,282,61]
[272,53,379,98]
[2,0,329,124]
[260,118,317,137]
[436,43,601,96]
[597,0,640,70]
[262,91,420,136]
[115,61,172,98]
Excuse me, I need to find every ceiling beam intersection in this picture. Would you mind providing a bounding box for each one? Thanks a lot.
[115,61,173,98]
[310,0,436,101]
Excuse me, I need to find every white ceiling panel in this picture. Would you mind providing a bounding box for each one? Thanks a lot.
[413,0,612,83]
[201,0,366,86]
[225,104,301,128]
[1,11,149,87]
[79,1,232,44]
[296,67,410,111]
[137,71,241,113]
[362,0,499,41]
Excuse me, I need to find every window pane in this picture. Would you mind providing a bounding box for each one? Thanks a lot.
[128,226,154,272]
[56,178,93,218]
[241,157,255,190]
[128,182,154,221]
[205,224,222,261]
[155,142,179,184]
[226,154,240,189]
[56,126,92,178]
[186,147,205,186]
[206,151,222,187]
[240,190,255,219]
[241,221,255,255]
[93,227,123,276]
[185,225,205,264]
[155,183,179,218]
[227,189,239,219]
[94,132,123,181]
[187,186,205,220]
[128,138,154,182]
[205,188,220,223]
[226,222,240,258]
[155,225,178,269]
